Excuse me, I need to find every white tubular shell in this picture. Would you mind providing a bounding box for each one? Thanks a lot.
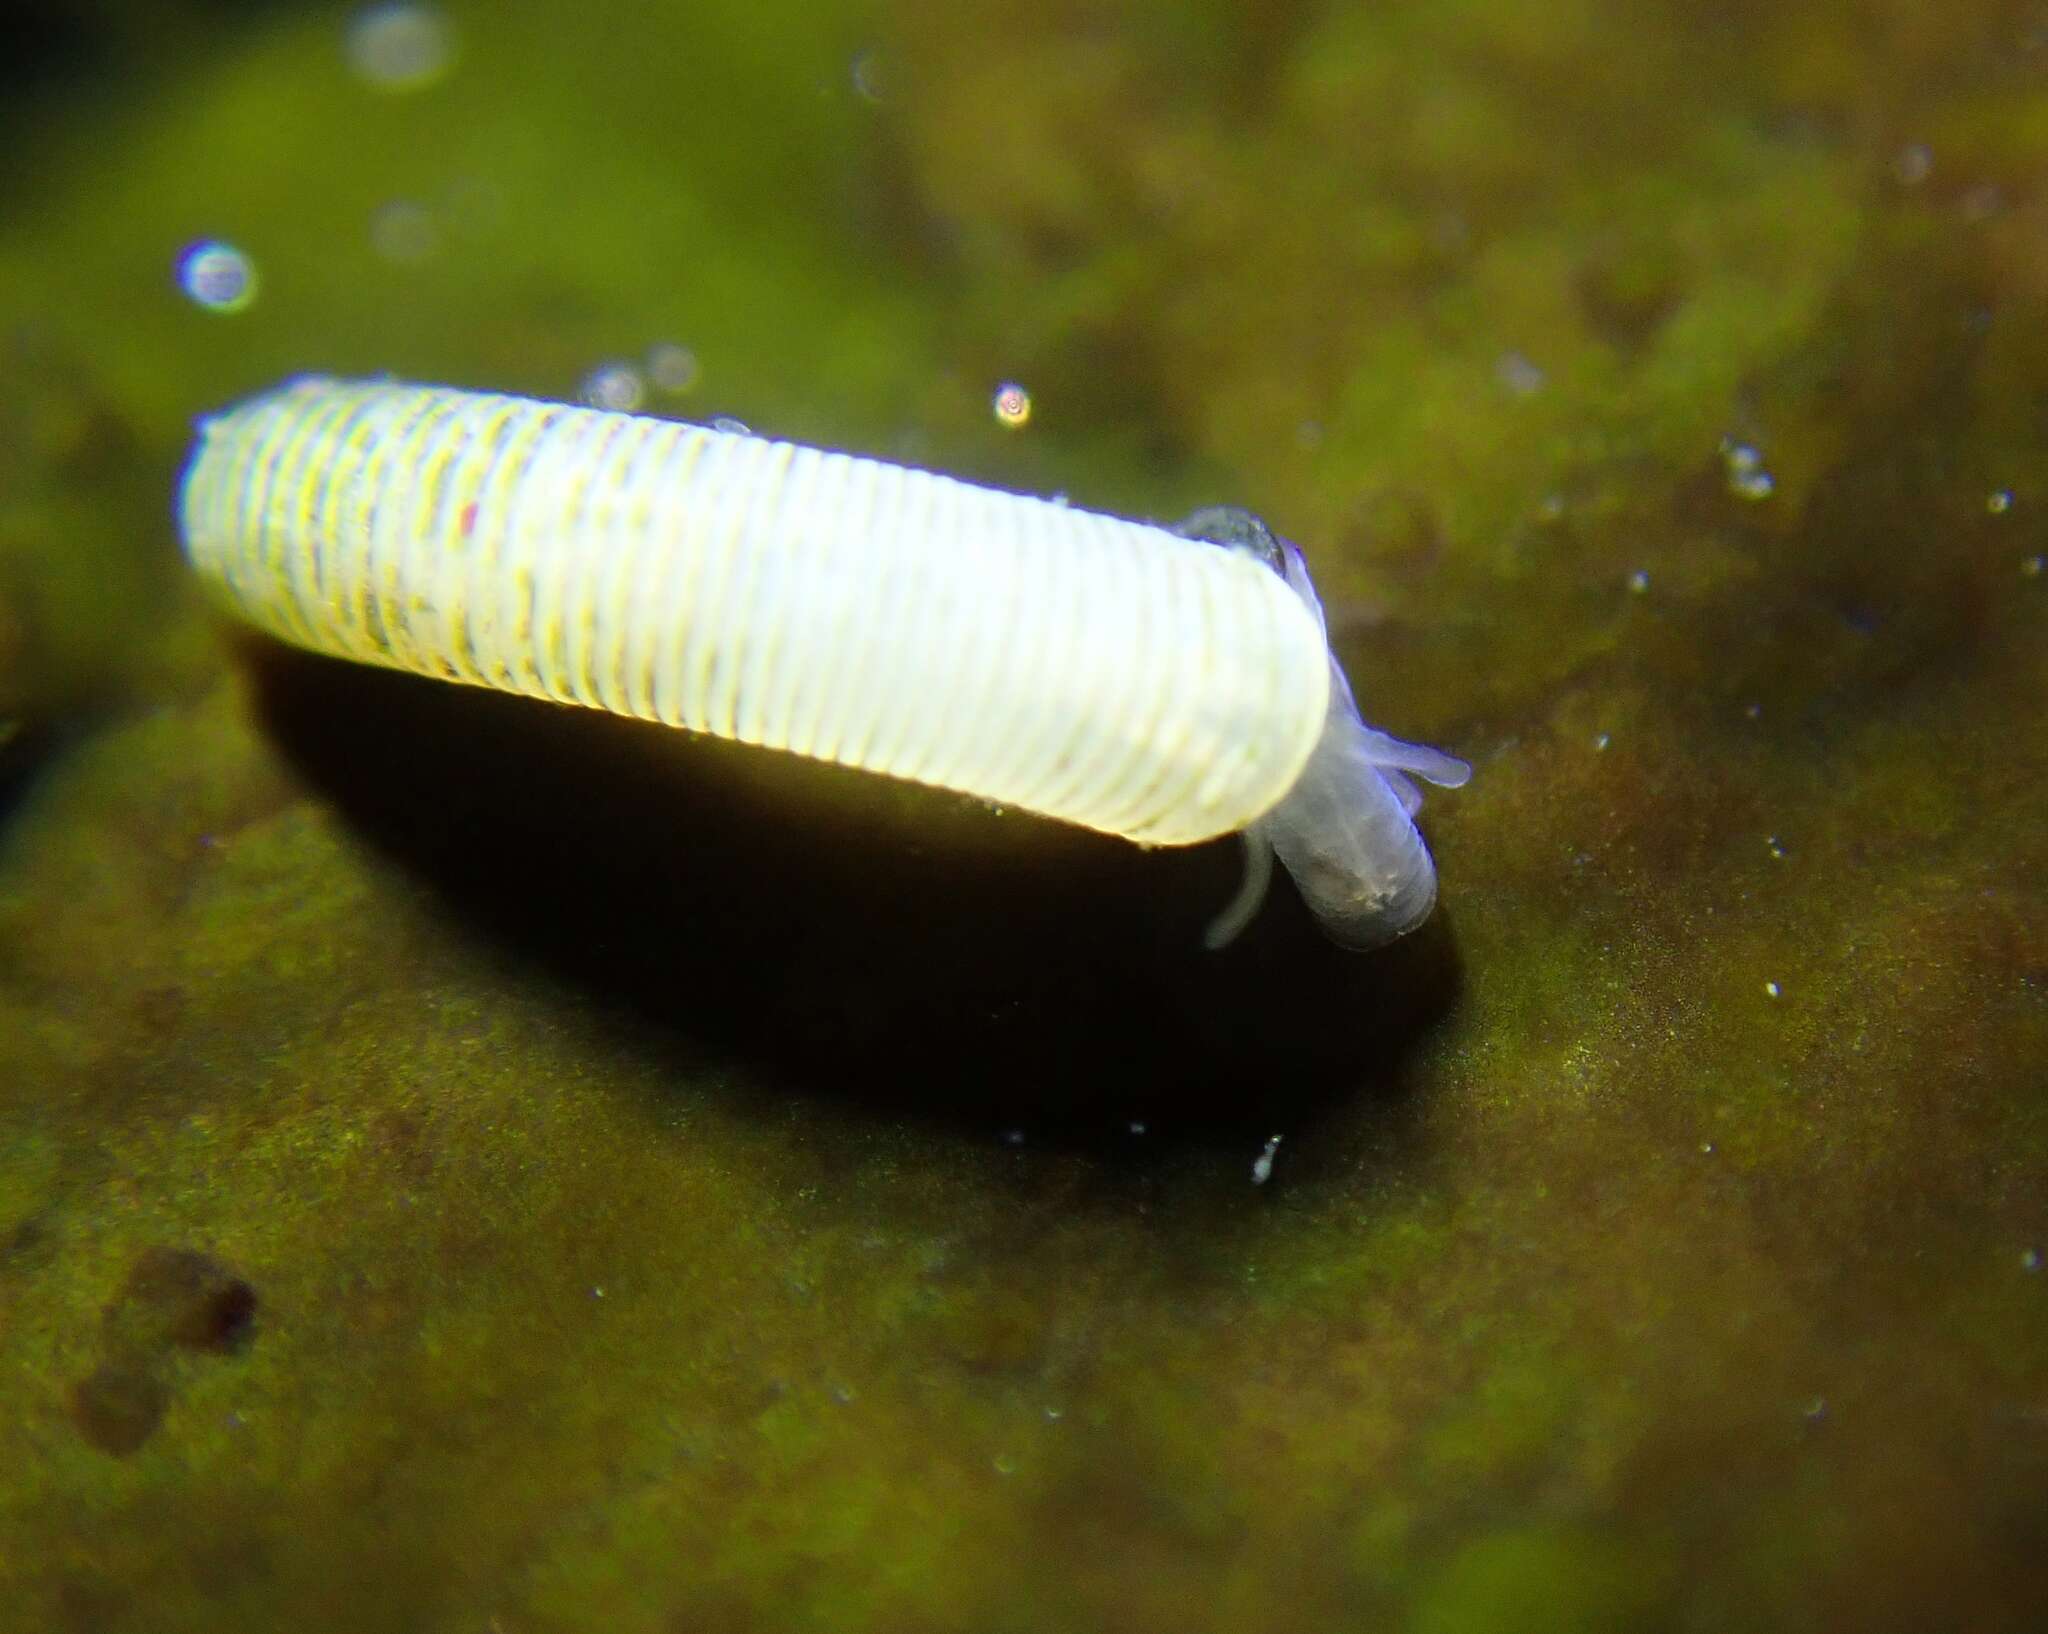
[178,377,1331,845]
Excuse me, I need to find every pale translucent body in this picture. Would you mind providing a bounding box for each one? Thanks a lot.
[177,377,1334,846]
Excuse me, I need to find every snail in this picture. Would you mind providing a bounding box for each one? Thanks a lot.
[178,377,1464,947]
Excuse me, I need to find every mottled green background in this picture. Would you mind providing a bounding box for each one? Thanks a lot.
[2,1,2045,1629]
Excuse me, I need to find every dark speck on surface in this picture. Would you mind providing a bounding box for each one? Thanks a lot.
[68,1363,167,1457]
[111,1248,259,1355]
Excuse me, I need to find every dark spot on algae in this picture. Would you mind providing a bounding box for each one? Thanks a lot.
[109,1247,259,1355]
[68,1361,167,1456]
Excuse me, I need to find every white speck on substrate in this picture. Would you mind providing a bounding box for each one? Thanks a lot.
[1764,980,1782,999]
[1700,1142,1716,1155]
[1251,1133,1283,1185]
[1043,1405,1064,1421]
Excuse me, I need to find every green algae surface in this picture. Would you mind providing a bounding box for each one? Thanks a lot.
[2,2,2046,1629]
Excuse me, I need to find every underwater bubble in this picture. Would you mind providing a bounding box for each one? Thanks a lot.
[1767,835,1787,859]
[992,382,1032,428]
[1593,733,1611,751]
[646,343,700,394]
[176,240,258,312]
[1494,350,1545,397]
[370,199,438,263]
[1987,488,2013,515]
[1764,980,1782,999]
[1893,143,1933,185]
[1251,1133,1283,1185]
[347,3,455,91]
[711,415,752,436]
[1720,438,1776,500]
[580,363,645,413]
[1960,183,2005,221]
[1627,569,1650,594]
[2023,1248,2041,1273]
[850,49,888,104]
[2023,555,2044,578]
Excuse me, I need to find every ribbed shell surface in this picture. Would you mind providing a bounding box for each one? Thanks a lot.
[178,377,1331,844]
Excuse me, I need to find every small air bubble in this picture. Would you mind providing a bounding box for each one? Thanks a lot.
[1699,1141,1716,1155]
[2024,555,2044,578]
[1893,143,1933,185]
[1251,1133,1283,1185]
[1987,489,2013,515]
[2022,1248,2041,1273]
[1627,569,1650,594]
[1001,1128,1026,1147]
[370,199,438,263]
[1127,1121,1147,1136]
[992,381,1032,428]
[1766,836,1787,859]
[580,363,645,413]
[646,343,700,394]
[176,240,258,313]
[1494,350,1545,397]
[346,3,455,91]
[992,1453,1018,1476]
[850,49,888,103]
[1720,438,1776,501]
[1593,732,1611,751]
[1764,980,1782,999]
